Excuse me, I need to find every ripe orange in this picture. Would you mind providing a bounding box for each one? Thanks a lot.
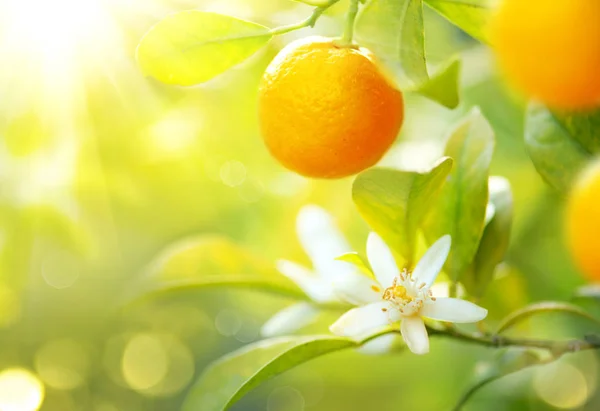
[566,160,600,281]
[491,0,600,111]
[258,36,404,178]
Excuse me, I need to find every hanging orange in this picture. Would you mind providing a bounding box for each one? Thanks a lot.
[258,36,404,179]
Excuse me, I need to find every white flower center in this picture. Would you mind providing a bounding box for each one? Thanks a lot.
[382,269,435,317]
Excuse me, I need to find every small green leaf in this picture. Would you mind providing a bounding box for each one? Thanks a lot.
[424,109,495,282]
[137,11,272,86]
[124,235,306,306]
[181,335,358,411]
[411,58,461,109]
[356,0,428,83]
[463,176,513,298]
[525,104,591,192]
[424,0,491,44]
[352,157,453,265]
[553,109,600,154]
[335,252,374,278]
[496,301,600,335]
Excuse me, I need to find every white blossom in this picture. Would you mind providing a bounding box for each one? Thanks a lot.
[330,233,488,355]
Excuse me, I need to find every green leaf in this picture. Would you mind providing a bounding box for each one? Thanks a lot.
[137,11,272,86]
[356,1,462,108]
[335,252,375,278]
[496,301,600,335]
[124,235,306,307]
[411,58,461,109]
[553,109,600,154]
[525,104,591,192]
[424,0,491,44]
[356,0,428,83]
[463,176,513,298]
[424,109,495,282]
[352,157,453,265]
[181,335,359,411]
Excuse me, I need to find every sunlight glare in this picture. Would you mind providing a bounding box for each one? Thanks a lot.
[0,368,45,411]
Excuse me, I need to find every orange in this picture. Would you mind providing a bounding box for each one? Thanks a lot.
[258,36,404,179]
[566,159,600,281]
[491,0,600,111]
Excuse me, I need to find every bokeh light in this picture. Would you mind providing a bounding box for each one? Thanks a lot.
[34,339,89,390]
[533,362,590,409]
[121,333,194,397]
[0,368,45,411]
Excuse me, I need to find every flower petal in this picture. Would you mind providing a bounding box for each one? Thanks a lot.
[366,232,399,288]
[400,316,429,355]
[330,301,391,338]
[332,272,382,305]
[412,235,451,287]
[276,260,336,303]
[296,205,354,282]
[420,298,488,323]
[261,302,320,337]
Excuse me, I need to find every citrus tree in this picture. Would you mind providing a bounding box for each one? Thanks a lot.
[129,0,600,410]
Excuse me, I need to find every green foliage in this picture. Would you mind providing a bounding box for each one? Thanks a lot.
[335,252,375,277]
[355,0,460,108]
[352,157,453,265]
[495,301,600,334]
[128,235,307,306]
[411,58,461,109]
[356,0,427,83]
[182,335,359,411]
[554,109,600,154]
[463,176,513,299]
[137,11,272,86]
[525,104,591,192]
[424,0,491,44]
[424,109,495,282]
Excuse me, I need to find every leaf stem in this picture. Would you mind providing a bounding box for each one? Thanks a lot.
[270,0,341,36]
[339,0,360,45]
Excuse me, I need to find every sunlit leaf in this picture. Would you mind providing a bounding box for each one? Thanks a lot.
[553,109,600,154]
[411,58,461,109]
[463,176,513,298]
[496,301,600,335]
[525,104,591,192]
[335,252,374,278]
[125,235,306,306]
[137,11,272,86]
[353,157,453,265]
[424,109,494,282]
[424,0,491,44]
[181,335,359,411]
[356,0,462,107]
[356,0,428,83]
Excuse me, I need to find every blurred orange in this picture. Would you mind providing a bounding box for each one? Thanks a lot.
[491,0,600,110]
[258,36,404,179]
[566,160,600,281]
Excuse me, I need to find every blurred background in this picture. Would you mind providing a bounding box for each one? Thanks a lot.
[0,0,598,410]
